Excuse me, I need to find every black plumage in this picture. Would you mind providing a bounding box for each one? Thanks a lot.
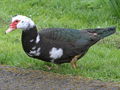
[22,27,116,64]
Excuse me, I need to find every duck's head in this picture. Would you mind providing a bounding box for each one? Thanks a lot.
[5,15,35,34]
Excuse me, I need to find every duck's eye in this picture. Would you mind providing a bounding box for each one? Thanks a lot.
[15,20,18,23]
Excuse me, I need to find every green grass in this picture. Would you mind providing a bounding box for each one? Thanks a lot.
[102,0,120,18]
[0,0,120,82]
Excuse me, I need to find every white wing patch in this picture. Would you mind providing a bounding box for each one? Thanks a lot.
[49,47,63,63]
[30,39,34,42]
[32,46,36,50]
[26,47,41,56]
[36,34,40,44]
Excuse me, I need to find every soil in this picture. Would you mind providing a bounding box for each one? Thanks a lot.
[0,65,120,90]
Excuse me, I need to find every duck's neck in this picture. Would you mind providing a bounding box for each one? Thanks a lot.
[22,26,39,52]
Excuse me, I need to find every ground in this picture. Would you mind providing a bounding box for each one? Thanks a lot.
[0,65,119,90]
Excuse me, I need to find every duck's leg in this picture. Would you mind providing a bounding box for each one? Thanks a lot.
[70,58,76,69]
[70,54,82,69]
[45,64,60,70]
[45,65,52,70]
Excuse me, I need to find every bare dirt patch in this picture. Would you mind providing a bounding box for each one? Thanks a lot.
[0,65,119,90]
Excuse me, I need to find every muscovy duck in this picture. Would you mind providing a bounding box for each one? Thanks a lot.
[5,15,116,69]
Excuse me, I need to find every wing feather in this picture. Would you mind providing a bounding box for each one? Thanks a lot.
[39,28,81,42]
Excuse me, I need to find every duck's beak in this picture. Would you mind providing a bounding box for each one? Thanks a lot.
[5,27,15,34]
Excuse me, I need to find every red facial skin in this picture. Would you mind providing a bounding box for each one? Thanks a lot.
[5,20,21,34]
[10,20,21,29]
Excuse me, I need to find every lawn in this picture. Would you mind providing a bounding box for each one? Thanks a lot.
[0,0,120,82]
